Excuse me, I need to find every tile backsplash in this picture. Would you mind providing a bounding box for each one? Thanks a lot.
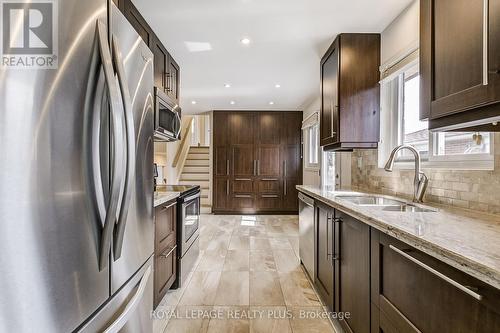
[351,134,500,215]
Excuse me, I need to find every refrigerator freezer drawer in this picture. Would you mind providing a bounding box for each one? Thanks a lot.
[78,256,154,333]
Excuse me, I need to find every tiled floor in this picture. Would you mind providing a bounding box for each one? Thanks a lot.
[154,214,336,333]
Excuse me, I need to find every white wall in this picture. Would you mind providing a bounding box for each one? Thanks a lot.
[302,96,321,186]
[380,0,419,66]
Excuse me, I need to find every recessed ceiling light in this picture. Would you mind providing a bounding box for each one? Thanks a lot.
[240,38,251,45]
[269,101,274,105]
[230,101,236,105]
[224,83,231,88]
[275,84,281,88]
[191,101,197,105]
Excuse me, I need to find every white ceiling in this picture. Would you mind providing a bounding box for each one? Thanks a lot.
[135,0,412,114]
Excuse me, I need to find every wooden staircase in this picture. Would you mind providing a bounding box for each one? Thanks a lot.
[179,146,211,213]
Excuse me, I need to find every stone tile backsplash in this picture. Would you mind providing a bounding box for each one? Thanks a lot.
[351,134,500,215]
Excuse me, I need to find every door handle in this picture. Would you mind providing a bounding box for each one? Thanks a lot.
[226,179,229,196]
[482,0,489,85]
[284,179,287,196]
[257,160,260,176]
[284,160,287,177]
[103,265,152,333]
[253,160,257,176]
[111,35,137,261]
[226,159,230,175]
[90,21,125,271]
[389,245,482,301]
[160,245,177,258]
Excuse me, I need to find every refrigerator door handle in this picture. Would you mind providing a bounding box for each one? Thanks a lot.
[111,35,136,260]
[95,21,125,271]
[102,265,152,333]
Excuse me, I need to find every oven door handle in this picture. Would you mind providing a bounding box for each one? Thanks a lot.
[183,192,200,202]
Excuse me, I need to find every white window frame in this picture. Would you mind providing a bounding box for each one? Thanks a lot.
[379,56,495,171]
[303,112,320,171]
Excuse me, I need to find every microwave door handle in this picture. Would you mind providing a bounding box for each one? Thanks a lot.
[94,21,125,271]
[111,36,136,260]
[175,109,181,138]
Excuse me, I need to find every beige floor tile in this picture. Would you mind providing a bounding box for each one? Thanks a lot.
[206,319,249,333]
[279,271,321,306]
[228,236,250,250]
[215,271,250,306]
[164,306,211,333]
[249,250,277,272]
[287,236,299,255]
[196,249,227,271]
[273,249,301,273]
[179,271,221,306]
[249,272,285,306]
[288,307,335,333]
[268,237,293,250]
[249,306,292,333]
[249,237,271,250]
[223,250,250,271]
[248,226,267,237]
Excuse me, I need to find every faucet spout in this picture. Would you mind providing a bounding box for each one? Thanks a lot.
[384,145,429,203]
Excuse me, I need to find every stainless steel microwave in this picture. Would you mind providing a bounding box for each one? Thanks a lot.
[154,87,181,141]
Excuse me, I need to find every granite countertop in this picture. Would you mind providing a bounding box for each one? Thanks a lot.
[154,191,180,207]
[296,185,500,290]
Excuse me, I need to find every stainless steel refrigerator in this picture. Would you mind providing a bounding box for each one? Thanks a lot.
[0,1,155,332]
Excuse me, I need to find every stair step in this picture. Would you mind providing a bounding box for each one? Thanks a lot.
[186,153,209,160]
[183,166,210,173]
[189,146,209,154]
[180,173,209,181]
[184,159,209,166]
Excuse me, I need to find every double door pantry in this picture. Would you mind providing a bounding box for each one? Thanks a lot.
[213,111,302,214]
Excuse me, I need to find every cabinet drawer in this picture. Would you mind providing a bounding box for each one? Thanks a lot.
[257,179,280,193]
[232,179,253,192]
[155,201,176,253]
[154,243,177,308]
[372,231,500,333]
[256,194,281,210]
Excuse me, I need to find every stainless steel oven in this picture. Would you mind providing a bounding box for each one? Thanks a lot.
[180,191,200,256]
[154,87,181,142]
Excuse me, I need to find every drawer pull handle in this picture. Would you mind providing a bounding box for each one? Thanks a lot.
[389,245,482,301]
[261,178,278,181]
[160,245,177,258]
[235,178,251,181]
[235,195,252,198]
[262,195,278,198]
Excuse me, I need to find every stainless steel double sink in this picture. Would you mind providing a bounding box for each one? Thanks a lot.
[336,195,437,213]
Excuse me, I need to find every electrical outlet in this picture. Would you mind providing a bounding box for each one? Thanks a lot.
[357,157,363,169]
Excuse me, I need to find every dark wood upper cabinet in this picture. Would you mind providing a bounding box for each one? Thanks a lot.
[120,0,181,104]
[320,33,380,150]
[123,0,152,46]
[212,111,302,214]
[421,0,500,131]
[166,55,180,103]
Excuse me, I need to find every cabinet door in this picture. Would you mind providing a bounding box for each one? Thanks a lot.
[421,0,500,120]
[229,112,255,178]
[166,55,180,103]
[372,231,500,333]
[123,0,152,46]
[282,145,301,211]
[320,39,339,146]
[154,201,177,308]
[315,202,334,311]
[213,178,230,211]
[151,37,168,89]
[336,211,370,333]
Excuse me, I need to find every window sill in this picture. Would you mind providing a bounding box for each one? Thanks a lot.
[304,165,320,172]
[394,158,494,171]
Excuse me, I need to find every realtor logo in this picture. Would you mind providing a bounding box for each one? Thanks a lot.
[1,0,58,68]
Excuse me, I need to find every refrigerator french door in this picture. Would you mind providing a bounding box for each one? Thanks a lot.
[0,1,154,332]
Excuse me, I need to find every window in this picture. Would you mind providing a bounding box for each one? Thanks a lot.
[380,61,494,170]
[303,113,320,169]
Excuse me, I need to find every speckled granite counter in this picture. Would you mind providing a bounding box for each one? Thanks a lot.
[154,192,179,207]
[296,185,500,290]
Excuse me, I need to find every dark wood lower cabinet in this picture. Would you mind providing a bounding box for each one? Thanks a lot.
[336,211,371,333]
[154,200,177,309]
[371,230,500,333]
[314,201,335,311]
[308,194,500,333]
